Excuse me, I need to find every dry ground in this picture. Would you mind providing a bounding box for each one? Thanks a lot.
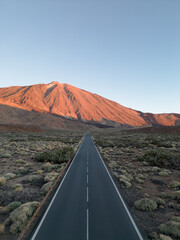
[92,129,180,240]
[0,130,84,240]
[1,127,179,240]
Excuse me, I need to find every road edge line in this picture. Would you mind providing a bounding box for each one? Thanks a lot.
[30,135,86,240]
[92,139,144,240]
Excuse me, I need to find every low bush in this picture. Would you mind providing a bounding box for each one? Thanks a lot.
[95,136,148,149]
[0,224,5,234]
[15,167,29,175]
[159,218,180,238]
[35,147,74,164]
[134,198,157,212]
[159,234,173,240]
[9,202,39,234]
[159,170,170,177]
[12,184,23,192]
[169,181,180,189]
[0,152,12,158]
[150,138,172,148]
[170,191,180,200]
[4,173,16,180]
[28,175,44,186]
[42,162,54,171]
[0,177,6,186]
[137,149,180,168]
[95,139,115,148]
[0,202,22,214]
[119,179,131,189]
[44,172,59,183]
[40,182,53,195]
[16,159,26,164]
[156,198,166,206]
[7,202,22,212]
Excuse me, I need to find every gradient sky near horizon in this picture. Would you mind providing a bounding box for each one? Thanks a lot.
[0,0,180,114]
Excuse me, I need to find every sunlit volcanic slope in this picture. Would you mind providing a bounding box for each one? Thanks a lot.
[0,82,179,127]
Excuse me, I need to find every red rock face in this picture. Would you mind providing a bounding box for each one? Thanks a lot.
[0,82,179,127]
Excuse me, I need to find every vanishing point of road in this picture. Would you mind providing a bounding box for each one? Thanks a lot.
[30,133,144,240]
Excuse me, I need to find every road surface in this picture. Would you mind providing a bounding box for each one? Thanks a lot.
[30,133,144,240]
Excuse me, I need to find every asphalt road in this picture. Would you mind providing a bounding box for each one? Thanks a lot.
[30,133,143,240]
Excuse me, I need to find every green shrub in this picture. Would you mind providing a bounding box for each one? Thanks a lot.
[44,172,59,183]
[28,175,42,183]
[40,182,53,195]
[0,224,5,234]
[7,202,22,212]
[156,198,166,206]
[150,138,172,148]
[168,202,175,209]
[135,177,144,184]
[137,173,147,179]
[15,167,29,175]
[160,192,167,198]
[35,147,74,164]
[42,162,54,171]
[16,159,26,164]
[95,139,114,148]
[4,173,16,180]
[134,198,157,211]
[160,220,180,238]
[0,152,12,158]
[24,163,32,168]
[152,166,160,172]
[119,179,131,189]
[13,184,23,192]
[170,191,180,200]
[0,177,6,186]
[172,216,180,222]
[9,202,39,234]
[137,149,180,168]
[169,181,180,189]
[119,175,131,182]
[0,202,22,214]
[159,171,170,177]
[159,234,173,240]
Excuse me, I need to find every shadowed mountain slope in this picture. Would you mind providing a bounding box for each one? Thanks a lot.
[0,104,97,130]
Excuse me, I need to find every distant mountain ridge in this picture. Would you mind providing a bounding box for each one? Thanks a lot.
[0,81,179,127]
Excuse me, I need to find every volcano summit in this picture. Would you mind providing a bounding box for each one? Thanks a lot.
[0,82,179,128]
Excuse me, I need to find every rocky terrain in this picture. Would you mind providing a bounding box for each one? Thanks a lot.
[0,130,84,240]
[0,82,180,128]
[0,126,180,240]
[93,129,180,240]
[0,104,97,130]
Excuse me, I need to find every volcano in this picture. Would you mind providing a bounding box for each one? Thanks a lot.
[0,82,179,128]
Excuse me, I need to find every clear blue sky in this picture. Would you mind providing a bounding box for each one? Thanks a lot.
[0,0,180,113]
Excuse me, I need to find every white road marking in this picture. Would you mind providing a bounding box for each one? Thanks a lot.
[87,208,89,240]
[30,137,86,240]
[87,186,89,202]
[87,145,89,162]
[92,139,144,240]
[87,140,89,240]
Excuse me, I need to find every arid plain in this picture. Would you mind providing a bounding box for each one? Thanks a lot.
[0,127,179,240]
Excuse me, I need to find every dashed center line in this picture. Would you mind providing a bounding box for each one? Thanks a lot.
[87,146,89,240]
[87,186,89,202]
